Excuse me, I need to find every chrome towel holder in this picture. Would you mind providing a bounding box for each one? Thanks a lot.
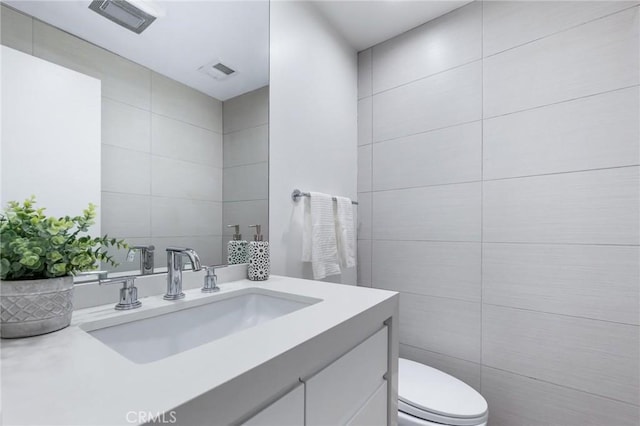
[291,189,358,205]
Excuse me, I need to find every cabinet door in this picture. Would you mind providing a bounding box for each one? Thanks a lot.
[306,326,388,425]
[242,383,304,426]
[347,382,387,426]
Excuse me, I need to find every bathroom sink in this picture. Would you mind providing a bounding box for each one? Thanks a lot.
[83,289,319,364]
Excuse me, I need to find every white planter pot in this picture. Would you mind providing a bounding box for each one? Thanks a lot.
[0,276,74,338]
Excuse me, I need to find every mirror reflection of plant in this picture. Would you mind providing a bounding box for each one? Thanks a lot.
[0,196,128,280]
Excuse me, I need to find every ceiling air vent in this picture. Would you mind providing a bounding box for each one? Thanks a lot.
[88,0,157,34]
[198,61,237,81]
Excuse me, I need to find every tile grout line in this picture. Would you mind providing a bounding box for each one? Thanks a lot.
[369,48,374,289]
[371,58,482,98]
[479,0,484,393]
[481,364,640,408]
[149,73,155,239]
[481,301,640,328]
[482,3,640,60]
[368,238,639,248]
[101,190,223,204]
[224,160,269,170]
[222,121,269,136]
[371,84,639,147]
[359,163,640,195]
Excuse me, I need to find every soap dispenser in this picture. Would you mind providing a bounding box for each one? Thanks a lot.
[227,224,249,265]
[247,224,270,281]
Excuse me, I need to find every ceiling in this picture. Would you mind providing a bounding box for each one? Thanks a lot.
[313,0,471,51]
[4,0,269,101]
[4,1,470,100]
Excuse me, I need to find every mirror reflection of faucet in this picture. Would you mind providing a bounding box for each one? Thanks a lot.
[126,245,155,275]
[164,247,202,300]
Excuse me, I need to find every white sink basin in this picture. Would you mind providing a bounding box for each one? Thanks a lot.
[83,289,319,364]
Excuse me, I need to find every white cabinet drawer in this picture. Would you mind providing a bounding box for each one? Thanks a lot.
[306,326,388,425]
[242,383,304,426]
[347,381,387,426]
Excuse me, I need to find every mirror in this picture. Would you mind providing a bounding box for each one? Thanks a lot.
[0,1,269,279]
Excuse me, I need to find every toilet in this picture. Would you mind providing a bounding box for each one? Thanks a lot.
[398,358,488,426]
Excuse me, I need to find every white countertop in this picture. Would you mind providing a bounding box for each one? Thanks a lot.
[1,275,398,426]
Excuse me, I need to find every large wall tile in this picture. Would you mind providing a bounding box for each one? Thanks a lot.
[483,167,640,245]
[357,192,372,240]
[223,124,269,167]
[358,49,372,99]
[357,239,372,287]
[483,243,640,325]
[357,145,372,192]
[483,1,638,56]
[358,97,372,146]
[153,235,222,267]
[102,98,150,153]
[101,192,150,238]
[33,21,151,109]
[400,344,481,391]
[151,156,222,201]
[1,5,32,54]
[372,2,481,93]
[151,72,222,132]
[482,305,639,404]
[373,182,481,241]
[484,7,639,117]
[102,145,150,195]
[152,114,222,168]
[482,366,640,426]
[398,292,481,363]
[373,240,480,302]
[223,163,269,201]
[373,61,481,142]
[484,87,640,179]
[151,197,222,238]
[373,121,481,191]
[222,200,269,238]
[222,86,268,134]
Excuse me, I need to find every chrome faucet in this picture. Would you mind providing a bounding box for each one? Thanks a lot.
[127,245,155,275]
[164,247,202,300]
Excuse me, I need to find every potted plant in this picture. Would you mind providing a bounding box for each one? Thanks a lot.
[0,197,126,338]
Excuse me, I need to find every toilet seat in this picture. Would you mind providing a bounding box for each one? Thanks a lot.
[398,358,488,426]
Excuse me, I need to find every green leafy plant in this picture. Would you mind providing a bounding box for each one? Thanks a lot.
[0,197,127,281]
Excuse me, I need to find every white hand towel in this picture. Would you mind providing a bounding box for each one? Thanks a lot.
[301,197,312,262]
[334,196,356,269]
[301,192,341,280]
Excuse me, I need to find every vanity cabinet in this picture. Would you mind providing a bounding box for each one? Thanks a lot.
[305,326,388,425]
[239,326,389,426]
[242,384,305,426]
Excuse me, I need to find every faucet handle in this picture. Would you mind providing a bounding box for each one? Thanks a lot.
[99,276,142,310]
[201,264,227,293]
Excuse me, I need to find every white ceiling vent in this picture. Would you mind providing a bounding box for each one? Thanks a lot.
[198,60,237,81]
[88,0,157,34]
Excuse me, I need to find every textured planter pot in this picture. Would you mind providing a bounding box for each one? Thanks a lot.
[0,276,74,338]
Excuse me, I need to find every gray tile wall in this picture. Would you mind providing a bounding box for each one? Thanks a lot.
[222,87,269,260]
[357,2,640,424]
[1,5,224,268]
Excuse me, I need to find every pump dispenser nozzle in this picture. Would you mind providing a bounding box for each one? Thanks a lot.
[248,224,263,241]
[227,224,242,241]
